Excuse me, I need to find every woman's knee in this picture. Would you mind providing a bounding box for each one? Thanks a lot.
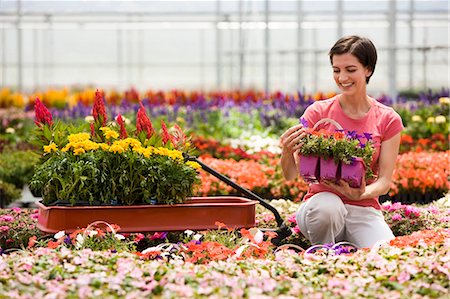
[297,192,347,226]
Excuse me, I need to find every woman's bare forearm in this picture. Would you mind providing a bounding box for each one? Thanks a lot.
[280,149,298,180]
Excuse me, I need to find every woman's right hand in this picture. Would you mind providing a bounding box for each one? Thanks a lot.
[279,123,308,154]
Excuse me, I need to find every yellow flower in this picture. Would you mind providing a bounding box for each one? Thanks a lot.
[411,115,422,122]
[123,138,142,149]
[439,97,450,105]
[109,144,125,154]
[68,133,90,143]
[104,130,119,140]
[435,115,446,124]
[73,148,86,155]
[426,117,435,123]
[61,143,72,152]
[99,127,110,132]
[185,161,201,170]
[98,143,110,151]
[43,143,58,153]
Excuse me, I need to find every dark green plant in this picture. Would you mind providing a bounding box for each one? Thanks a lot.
[0,150,39,189]
[0,180,22,207]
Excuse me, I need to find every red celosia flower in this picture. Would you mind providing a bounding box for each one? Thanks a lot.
[136,102,154,138]
[34,98,53,127]
[160,120,173,145]
[93,89,107,127]
[116,114,128,139]
[90,123,95,138]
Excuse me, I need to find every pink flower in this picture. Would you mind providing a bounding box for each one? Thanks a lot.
[439,217,450,222]
[0,226,10,232]
[292,226,301,234]
[392,213,403,221]
[11,207,22,213]
[397,271,411,283]
[287,213,297,224]
[0,215,14,222]
[405,205,421,218]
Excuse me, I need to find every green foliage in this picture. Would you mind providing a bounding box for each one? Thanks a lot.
[396,102,449,139]
[0,180,22,206]
[30,149,200,206]
[0,150,39,188]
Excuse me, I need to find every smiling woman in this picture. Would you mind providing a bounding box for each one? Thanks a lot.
[279,35,404,249]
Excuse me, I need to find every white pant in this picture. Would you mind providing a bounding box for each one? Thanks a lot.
[296,192,395,248]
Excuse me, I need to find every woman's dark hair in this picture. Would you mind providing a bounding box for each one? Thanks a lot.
[329,35,377,84]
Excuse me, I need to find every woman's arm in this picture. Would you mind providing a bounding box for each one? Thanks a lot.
[359,132,401,199]
[279,123,307,180]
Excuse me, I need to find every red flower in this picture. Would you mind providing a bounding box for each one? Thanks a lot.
[27,236,37,248]
[116,114,128,139]
[34,97,53,127]
[136,102,154,138]
[90,123,95,138]
[93,89,107,127]
[160,120,173,145]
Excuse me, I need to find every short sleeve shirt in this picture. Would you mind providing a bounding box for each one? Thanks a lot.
[301,95,404,210]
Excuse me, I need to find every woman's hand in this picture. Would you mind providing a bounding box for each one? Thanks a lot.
[321,176,366,201]
[279,124,308,154]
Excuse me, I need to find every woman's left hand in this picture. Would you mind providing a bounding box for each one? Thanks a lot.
[322,176,366,201]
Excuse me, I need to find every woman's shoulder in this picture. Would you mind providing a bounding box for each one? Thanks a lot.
[371,99,401,118]
[307,95,338,111]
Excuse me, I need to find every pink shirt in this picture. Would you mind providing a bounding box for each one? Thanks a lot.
[301,95,404,210]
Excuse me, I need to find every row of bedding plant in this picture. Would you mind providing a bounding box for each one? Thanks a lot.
[0,198,449,298]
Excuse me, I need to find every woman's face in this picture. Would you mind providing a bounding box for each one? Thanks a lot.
[332,53,371,96]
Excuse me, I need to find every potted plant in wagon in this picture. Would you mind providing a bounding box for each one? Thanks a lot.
[297,118,375,187]
[30,90,257,233]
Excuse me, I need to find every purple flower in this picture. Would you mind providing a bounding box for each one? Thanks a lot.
[150,232,168,240]
[300,117,308,128]
[346,130,357,139]
[64,235,72,245]
[363,132,373,140]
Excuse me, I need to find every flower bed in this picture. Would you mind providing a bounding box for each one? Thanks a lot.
[0,198,449,298]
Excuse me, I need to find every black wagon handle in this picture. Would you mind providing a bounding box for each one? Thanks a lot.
[183,153,292,245]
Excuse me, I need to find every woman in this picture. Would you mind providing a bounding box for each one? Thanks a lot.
[279,35,403,248]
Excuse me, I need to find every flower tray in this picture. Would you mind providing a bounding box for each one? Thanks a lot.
[36,196,257,234]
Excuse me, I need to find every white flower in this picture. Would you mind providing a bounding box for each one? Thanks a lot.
[84,115,94,123]
[5,127,15,134]
[184,230,194,236]
[193,233,203,241]
[88,230,98,237]
[435,115,446,124]
[54,231,65,240]
[76,234,85,248]
[115,234,125,240]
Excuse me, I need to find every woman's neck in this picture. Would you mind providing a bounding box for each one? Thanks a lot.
[338,94,373,118]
